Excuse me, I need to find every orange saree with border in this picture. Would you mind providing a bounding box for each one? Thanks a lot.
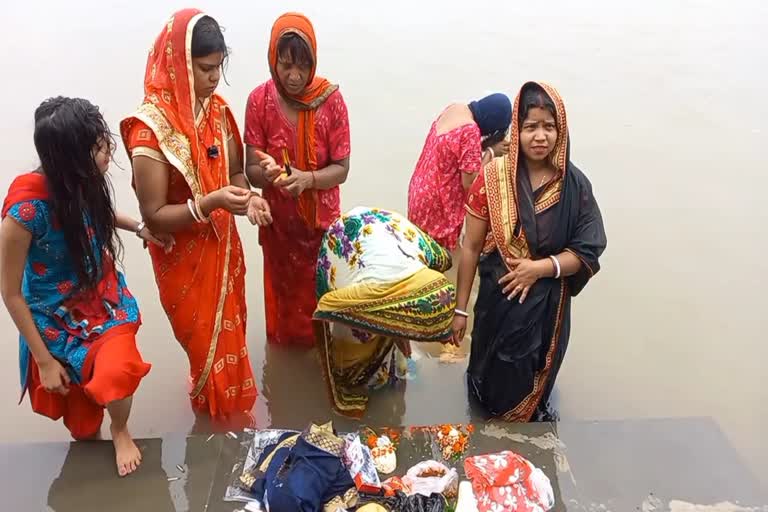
[121,9,256,423]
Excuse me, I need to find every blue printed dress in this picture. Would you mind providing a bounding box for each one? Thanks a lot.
[2,174,141,393]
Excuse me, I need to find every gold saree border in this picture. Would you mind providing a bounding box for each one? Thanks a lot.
[131,103,203,199]
[314,321,367,418]
[131,146,168,164]
[185,13,205,147]
[191,216,232,399]
[484,81,569,263]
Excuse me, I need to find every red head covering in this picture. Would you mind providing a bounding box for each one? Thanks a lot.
[121,9,243,238]
[142,9,205,173]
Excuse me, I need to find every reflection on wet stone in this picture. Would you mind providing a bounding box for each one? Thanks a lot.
[482,423,572,475]
[47,439,175,512]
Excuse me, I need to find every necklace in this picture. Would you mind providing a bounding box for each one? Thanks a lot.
[196,99,211,137]
[533,170,551,190]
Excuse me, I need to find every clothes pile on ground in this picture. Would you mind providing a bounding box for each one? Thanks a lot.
[224,423,554,512]
[463,451,555,512]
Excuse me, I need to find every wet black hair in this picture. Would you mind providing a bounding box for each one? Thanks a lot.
[277,32,314,68]
[191,15,230,83]
[192,15,228,59]
[33,97,122,291]
[518,83,557,128]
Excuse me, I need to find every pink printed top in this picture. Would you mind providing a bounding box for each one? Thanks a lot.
[407,119,482,250]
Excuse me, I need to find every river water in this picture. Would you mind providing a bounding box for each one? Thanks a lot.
[1,0,766,487]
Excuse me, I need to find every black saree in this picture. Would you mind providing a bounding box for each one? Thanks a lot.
[466,81,607,422]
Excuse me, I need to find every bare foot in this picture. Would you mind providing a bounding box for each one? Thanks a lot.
[110,424,142,477]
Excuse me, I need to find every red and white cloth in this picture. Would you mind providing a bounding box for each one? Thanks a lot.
[464,451,554,512]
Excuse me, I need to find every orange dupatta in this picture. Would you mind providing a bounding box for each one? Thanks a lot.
[268,12,339,228]
[120,9,255,418]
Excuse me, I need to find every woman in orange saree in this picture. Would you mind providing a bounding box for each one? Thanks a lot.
[245,12,351,347]
[121,9,272,426]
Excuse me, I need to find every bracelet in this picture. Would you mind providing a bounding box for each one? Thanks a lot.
[488,147,495,159]
[187,199,201,222]
[454,308,469,318]
[310,171,317,190]
[549,255,561,279]
[194,196,210,223]
[135,221,146,237]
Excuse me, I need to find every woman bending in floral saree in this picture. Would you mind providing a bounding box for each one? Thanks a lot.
[313,207,456,417]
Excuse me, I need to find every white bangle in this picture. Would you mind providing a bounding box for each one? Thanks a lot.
[454,308,469,318]
[487,147,495,159]
[194,196,210,223]
[549,255,561,279]
[135,221,146,237]
[187,199,201,223]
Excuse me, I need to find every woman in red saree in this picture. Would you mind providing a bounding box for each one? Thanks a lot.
[121,9,272,426]
[245,12,351,346]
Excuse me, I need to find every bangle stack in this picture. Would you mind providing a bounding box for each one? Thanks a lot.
[194,197,210,223]
[187,199,199,222]
[549,255,561,279]
[187,198,210,224]
[454,308,469,318]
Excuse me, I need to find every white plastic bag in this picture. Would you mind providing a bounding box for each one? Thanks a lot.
[244,500,264,511]
[403,460,459,498]
[455,481,479,512]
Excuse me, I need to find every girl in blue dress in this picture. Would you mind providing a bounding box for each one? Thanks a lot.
[0,96,171,476]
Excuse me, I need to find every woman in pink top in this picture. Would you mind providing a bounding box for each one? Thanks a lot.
[245,13,351,347]
[408,93,512,251]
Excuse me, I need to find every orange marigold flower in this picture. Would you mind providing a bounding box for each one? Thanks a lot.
[467,425,475,433]
[367,435,378,449]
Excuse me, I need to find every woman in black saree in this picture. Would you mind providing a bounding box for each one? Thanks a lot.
[452,81,607,421]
